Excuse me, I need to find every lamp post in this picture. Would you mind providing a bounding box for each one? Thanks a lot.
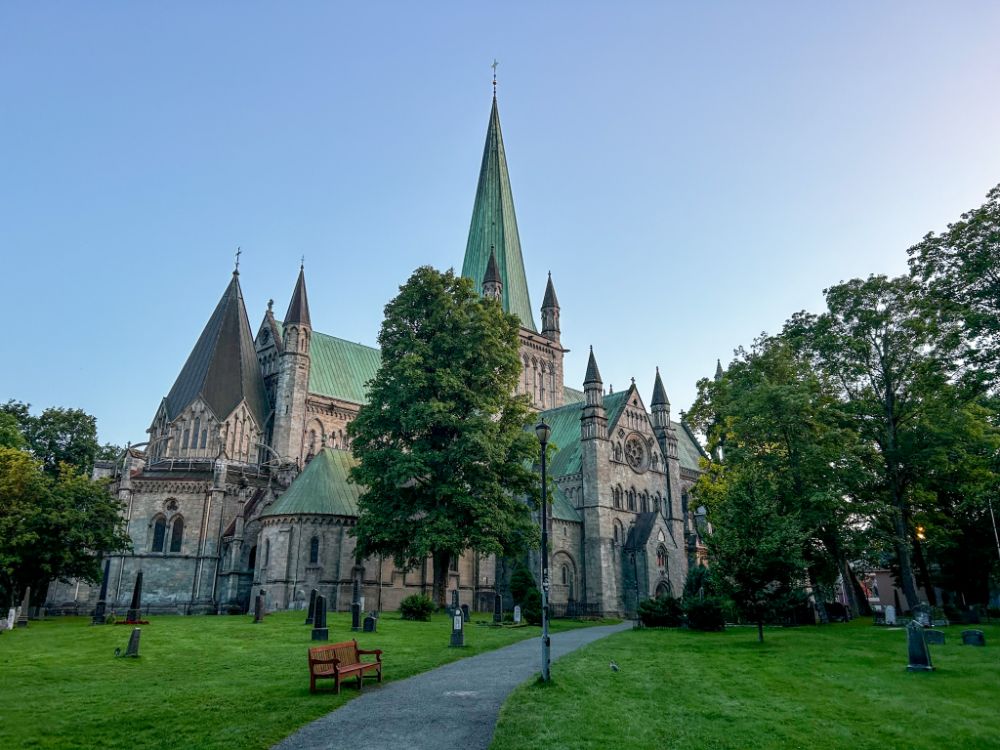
[535,419,551,682]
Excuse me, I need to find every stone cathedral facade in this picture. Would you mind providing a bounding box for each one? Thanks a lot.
[47,93,707,618]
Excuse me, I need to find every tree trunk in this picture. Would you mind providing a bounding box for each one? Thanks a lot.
[757,620,764,643]
[809,567,830,624]
[432,551,450,609]
[912,538,937,606]
[842,559,872,617]
[890,505,921,610]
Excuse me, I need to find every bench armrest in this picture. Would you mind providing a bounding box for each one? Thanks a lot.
[357,649,382,658]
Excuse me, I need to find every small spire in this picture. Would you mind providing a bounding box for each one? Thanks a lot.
[284,265,311,326]
[715,359,724,381]
[483,246,502,285]
[542,272,559,309]
[584,346,603,385]
[651,367,669,407]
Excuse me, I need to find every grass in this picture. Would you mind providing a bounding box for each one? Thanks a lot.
[491,620,1000,750]
[0,610,607,750]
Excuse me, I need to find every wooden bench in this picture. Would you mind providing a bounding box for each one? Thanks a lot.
[308,639,383,694]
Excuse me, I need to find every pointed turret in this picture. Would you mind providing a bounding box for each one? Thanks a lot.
[651,367,676,454]
[482,247,503,302]
[461,94,537,330]
[284,265,311,327]
[540,272,560,342]
[272,266,314,464]
[715,359,724,381]
[582,347,607,441]
[163,271,270,429]
[584,346,603,385]
[651,367,669,408]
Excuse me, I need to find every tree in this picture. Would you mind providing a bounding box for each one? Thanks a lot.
[785,275,956,611]
[1,400,102,477]
[349,266,540,607]
[0,447,131,606]
[698,463,807,642]
[0,412,25,450]
[908,183,1000,387]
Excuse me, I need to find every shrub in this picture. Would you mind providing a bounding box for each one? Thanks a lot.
[638,596,683,627]
[683,565,713,599]
[824,601,848,622]
[509,563,537,605]
[400,594,435,621]
[684,595,727,631]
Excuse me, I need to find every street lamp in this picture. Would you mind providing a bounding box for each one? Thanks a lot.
[535,419,551,682]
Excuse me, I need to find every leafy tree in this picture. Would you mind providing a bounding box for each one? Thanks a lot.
[349,266,540,607]
[0,412,24,450]
[908,183,1000,387]
[698,463,807,642]
[0,448,131,606]
[1,400,102,477]
[785,275,956,611]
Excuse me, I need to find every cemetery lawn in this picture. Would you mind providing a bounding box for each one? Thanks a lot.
[0,611,611,750]
[491,619,1000,750]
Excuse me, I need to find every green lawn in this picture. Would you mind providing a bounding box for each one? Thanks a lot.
[491,620,1000,750]
[0,610,602,750]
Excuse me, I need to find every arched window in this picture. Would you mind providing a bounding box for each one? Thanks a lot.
[561,566,568,585]
[641,492,649,513]
[182,428,190,450]
[309,536,320,564]
[169,517,184,553]
[657,545,667,569]
[264,539,270,567]
[628,489,636,512]
[151,516,166,552]
[613,486,622,509]
[192,417,201,450]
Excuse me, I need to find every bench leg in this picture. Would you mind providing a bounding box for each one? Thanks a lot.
[377,666,382,683]
[358,673,363,690]
[335,674,341,695]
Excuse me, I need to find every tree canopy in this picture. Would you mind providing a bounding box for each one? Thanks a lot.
[348,266,540,606]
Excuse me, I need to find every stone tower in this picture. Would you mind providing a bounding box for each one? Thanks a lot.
[271,266,312,465]
[651,368,685,532]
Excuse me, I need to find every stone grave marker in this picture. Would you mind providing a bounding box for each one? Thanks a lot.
[363,615,377,633]
[253,595,265,624]
[305,589,318,626]
[92,559,111,625]
[906,621,934,671]
[461,604,470,623]
[450,589,460,615]
[311,596,329,641]
[450,610,464,648]
[16,587,30,627]
[913,604,931,627]
[124,627,141,658]
[126,572,144,623]
[961,629,985,646]
[493,593,502,624]
[6,608,15,631]
[924,630,945,646]
[351,601,362,632]
[884,605,897,626]
[513,605,522,624]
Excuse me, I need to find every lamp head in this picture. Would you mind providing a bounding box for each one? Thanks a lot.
[535,420,551,445]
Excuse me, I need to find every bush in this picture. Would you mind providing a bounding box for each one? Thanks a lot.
[509,562,542,625]
[400,594,435,621]
[683,565,713,599]
[520,588,542,625]
[684,595,727,631]
[638,596,683,627]
[824,601,848,622]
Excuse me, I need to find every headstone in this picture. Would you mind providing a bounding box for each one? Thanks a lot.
[924,630,945,646]
[304,589,318,626]
[92,558,111,625]
[126,571,144,623]
[450,610,464,647]
[493,593,502,624]
[16,587,30,627]
[311,596,328,641]
[363,615,377,633]
[450,589,459,615]
[513,605,522,624]
[6,608,15,631]
[884,605,897,626]
[906,621,934,671]
[124,627,141,658]
[253,595,265,624]
[461,604,470,623]
[961,629,986,646]
[351,602,362,632]
[913,604,931,627]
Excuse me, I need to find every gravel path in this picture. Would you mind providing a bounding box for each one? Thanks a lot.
[273,621,631,750]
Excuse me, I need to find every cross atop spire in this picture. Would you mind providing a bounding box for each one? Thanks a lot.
[491,59,498,97]
[234,246,242,274]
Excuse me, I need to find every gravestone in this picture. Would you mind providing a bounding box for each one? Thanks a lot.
[450,589,460,615]
[351,602,362,632]
[906,621,934,671]
[961,629,985,646]
[924,630,945,646]
[461,604,470,623]
[449,610,464,647]
[126,571,144,623]
[884,605,897,626]
[124,628,141,658]
[493,593,502,624]
[92,559,111,625]
[513,605,522,624]
[6,608,15,631]
[913,604,931,627]
[253,595,265,624]
[304,589,318,626]
[16,587,30,627]
[311,596,329,641]
[363,615,377,633]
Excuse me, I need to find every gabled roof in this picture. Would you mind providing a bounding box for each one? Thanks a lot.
[259,448,360,518]
[284,266,311,326]
[164,272,270,427]
[461,96,537,331]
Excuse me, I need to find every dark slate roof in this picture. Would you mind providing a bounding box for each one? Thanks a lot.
[651,368,669,407]
[584,348,602,385]
[461,96,537,331]
[259,448,360,518]
[625,512,658,551]
[284,266,311,326]
[483,247,502,285]
[164,272,270,426]
[542,273,559,309]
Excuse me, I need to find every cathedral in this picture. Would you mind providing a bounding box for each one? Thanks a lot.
[47,92,707,618]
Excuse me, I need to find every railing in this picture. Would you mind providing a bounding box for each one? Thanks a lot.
[144,457,271,479]
[549,601,607,619]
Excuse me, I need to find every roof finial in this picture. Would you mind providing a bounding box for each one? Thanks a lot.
[491,59,498,97]
[234,246,242,274]
[300,254,305,270]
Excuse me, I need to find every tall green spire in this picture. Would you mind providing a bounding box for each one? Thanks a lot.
[461,95,537,331]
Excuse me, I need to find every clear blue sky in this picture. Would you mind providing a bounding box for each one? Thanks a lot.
[2,3,999,447]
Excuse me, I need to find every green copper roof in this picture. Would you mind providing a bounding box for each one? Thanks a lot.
[308,332,382,404]
[563,385,585,404]
[259,448,360,517]
[461,96,537,331]
[551,484,581,522]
